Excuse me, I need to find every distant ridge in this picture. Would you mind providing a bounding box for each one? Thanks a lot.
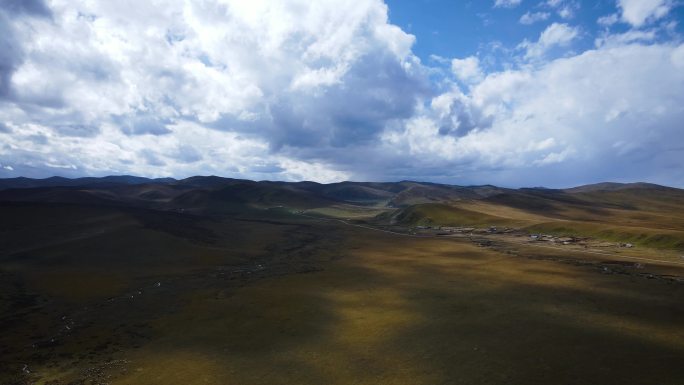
[0,176,677,195]
[563,182,675,193]
[0,175,176,190]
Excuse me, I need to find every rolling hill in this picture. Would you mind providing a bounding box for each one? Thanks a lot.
[1,176,683,250]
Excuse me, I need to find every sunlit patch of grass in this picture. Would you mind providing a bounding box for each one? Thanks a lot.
[525,221,684,250]
[385,203,531,228]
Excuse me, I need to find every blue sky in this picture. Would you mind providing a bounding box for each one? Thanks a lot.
[387,0,684,73]
[388,0,683,57]
[388,0,556,60]
[0,0,683,187]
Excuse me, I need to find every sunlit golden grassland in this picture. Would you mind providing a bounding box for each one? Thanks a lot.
[384,190,684,251]
[2,201,684,385]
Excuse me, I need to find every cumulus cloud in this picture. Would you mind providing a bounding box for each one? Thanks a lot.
[0,0,422,181]
[0,0,51,97]
[429,90,492,138]
[373,42,684,186]
[618,0,674,27]
[451,56,483,83]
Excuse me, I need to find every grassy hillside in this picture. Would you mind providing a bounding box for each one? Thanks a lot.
[525,221,684,250]
[378,187,684,250]
[380,203,529,228]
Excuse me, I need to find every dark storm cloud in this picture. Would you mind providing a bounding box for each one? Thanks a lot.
[320,52,428,147]
[227,52,429,152]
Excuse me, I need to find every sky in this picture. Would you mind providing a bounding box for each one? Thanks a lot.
[0,0,683,187]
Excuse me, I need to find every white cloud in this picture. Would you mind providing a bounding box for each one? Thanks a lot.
[494,0,522,8]
[595,30,657,48]
[385,42,684,185]
[451,56,483,83]
[542,0,580,19]
[519,12,550,25]
[618,0,674,27]
[519,23,580,60]
[0,0,421,182]
[597,14,619,27]
[537,22,579,46]
[673,44,684,68]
